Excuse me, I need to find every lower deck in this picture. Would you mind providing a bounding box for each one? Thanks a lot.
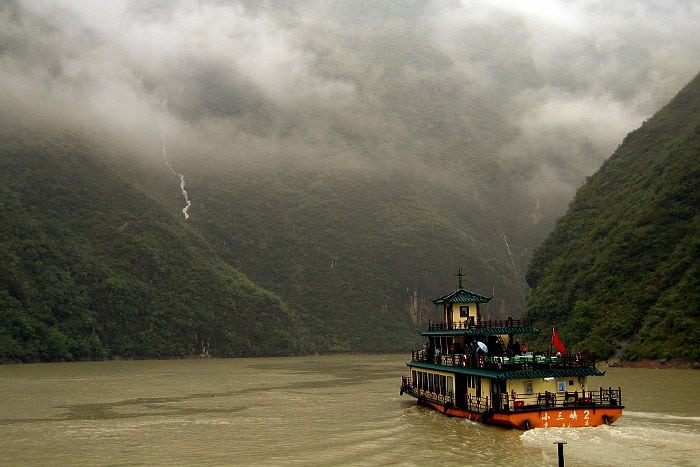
[413,397,623,429]
[400,371,623,429]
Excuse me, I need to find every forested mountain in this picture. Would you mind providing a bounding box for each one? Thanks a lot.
[524,73,700,362]
[0,109,526,360]
[0,117,314,361]
[1,1,699,362]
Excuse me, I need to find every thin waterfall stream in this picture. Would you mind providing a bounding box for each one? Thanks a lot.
[160,98,191,220]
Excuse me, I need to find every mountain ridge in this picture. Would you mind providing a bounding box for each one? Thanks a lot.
[524,72,700,362]
[0,120,313,361]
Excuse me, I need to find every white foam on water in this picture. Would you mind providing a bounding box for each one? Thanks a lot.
[521,415,700,466]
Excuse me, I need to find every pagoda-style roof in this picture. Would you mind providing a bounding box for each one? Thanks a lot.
[432,288,492,305]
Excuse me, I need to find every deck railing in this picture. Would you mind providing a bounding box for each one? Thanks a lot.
[400,376,491,413]
[427,317,534,331]
[411,350,596,370]
[503,387,622,411]
[401,375,622,413]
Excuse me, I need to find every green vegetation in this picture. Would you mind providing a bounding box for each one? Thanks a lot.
[2,71,698,363]
[0,114,532,361]
[0,123,313,361]
[524,73,700,362]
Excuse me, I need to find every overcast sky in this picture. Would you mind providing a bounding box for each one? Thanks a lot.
[2,0,699,203]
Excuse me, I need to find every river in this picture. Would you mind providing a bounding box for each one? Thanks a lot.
[0,355,697,466]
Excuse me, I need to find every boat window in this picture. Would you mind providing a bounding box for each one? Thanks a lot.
[460,306,470,317]
[525,381,533,394]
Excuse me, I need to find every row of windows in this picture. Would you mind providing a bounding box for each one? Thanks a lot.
[411,370,454,396]
[411,372,569,398]
[412,371,480,393]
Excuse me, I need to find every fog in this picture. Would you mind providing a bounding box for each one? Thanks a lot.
[2,0,699,204]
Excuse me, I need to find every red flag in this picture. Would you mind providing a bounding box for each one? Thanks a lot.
[552,327,566,354]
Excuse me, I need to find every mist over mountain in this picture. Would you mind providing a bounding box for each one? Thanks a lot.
[1,1,699,360]
[524,72,700,363]
[4,1,698,194]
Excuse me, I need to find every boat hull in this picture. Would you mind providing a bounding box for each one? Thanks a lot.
[419,399,623,429]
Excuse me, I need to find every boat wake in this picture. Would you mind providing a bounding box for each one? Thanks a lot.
[520,417,700,466]
[622,410,700,423]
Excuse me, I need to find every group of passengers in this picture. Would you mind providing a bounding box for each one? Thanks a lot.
[423,339,488,365]
[422,337,533,365]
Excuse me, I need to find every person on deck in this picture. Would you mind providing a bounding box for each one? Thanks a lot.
[426,341,435,363]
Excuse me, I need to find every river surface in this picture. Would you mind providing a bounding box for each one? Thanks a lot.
[0,355,698,466]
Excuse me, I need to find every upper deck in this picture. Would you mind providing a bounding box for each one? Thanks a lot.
[422,318,539,336]
[411,318,600,377]
[408,349,603,379]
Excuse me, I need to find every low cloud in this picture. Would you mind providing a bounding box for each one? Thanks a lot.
[2,0,699,203]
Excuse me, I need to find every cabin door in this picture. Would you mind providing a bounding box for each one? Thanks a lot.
[455,374,467,408]
[490,379,506,410]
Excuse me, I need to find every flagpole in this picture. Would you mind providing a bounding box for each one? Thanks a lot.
[550,326,554,356]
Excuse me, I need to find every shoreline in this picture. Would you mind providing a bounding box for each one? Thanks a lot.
[606,358,700,369]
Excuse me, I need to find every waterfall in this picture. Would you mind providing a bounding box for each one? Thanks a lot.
[160,98,191,220]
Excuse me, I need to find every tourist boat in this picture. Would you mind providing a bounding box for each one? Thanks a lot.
[400,273,623,429]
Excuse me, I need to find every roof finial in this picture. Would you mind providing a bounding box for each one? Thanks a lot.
[454,267,465,289]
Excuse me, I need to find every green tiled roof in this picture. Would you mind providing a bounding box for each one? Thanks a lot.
[433,288,492,305]
[407,361,605,379]
[500,367,605,379]
[422,326,540,336]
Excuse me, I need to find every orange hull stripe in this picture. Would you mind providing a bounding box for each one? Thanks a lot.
[422,400,622,429]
